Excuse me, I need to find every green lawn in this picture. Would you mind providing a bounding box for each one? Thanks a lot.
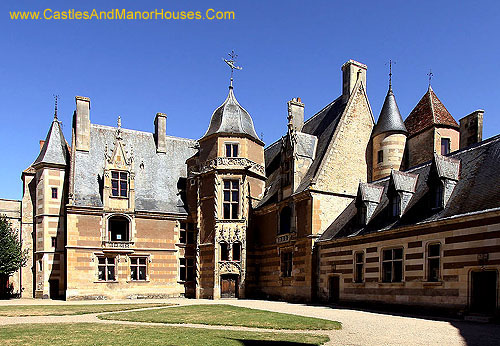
[0,303,172,317]
[0,323,329,346]
[99,304,341,330]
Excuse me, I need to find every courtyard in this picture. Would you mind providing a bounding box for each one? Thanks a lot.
[0,298,499,345]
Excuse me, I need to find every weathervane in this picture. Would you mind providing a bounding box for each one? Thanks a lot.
[53,94,59,120]
[386,60,396,89]
[427,69,434,87]
[223,50,242,87]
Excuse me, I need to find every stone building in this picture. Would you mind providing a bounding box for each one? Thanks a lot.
[4,58,499,315]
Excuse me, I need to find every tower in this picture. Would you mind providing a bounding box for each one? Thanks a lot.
[191,53,266,299]
[371,81,407,181]
[31,99,69,298]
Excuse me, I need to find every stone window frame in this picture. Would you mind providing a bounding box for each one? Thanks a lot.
[179,257,195,282]
[354,251,365,283]
[224,142,239,158]
[222,179,240,220]
[107,214,132,242]
[377,150,384,164]
[278,206,293,235]
[129,255,149,282]
[51,187,58,199]
[441,138,451,155]
[111,170,129,198]
[179,222,195,245]
[97,256,117,282]
[220,241,230,261]
[280,247,293,278]
[232,241,242,262]
[381,247,404,283]
[51,236,57,248]
[426,242,442,282]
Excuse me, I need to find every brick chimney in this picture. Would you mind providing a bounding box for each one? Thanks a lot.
[154,112,167,153]
[287,98,304,132]
[459,110,484,149]
[74,96,91,152]
[342,60,367,101]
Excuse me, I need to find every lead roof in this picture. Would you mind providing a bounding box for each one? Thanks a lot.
[33,118,69,167]
[372,86,407,137]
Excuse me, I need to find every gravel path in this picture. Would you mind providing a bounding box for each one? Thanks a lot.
[1,298,500,345]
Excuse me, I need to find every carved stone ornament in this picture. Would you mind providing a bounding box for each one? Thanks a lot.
[219,261,241,275]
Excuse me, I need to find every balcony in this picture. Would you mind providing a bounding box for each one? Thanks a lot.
[102,240,135,249]
[202,157,265,177]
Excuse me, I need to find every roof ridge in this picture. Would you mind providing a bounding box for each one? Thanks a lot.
[428,87,436,124]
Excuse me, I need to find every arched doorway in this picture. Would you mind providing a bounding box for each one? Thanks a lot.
[221,274,239,298]
[108,215,130,241]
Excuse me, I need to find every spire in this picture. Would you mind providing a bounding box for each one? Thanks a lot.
[372,68,407,137]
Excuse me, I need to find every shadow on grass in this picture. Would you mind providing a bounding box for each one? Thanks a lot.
[227,339,321,346]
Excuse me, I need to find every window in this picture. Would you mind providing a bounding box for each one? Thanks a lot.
[179,222,187,243]
[111,171,128,197]
[98,257,116,281]
[358,205,367,225]
[441,138,451,155]
[233,242,241,261]
[377,150,384,163]
[51,237,57,248]
[220,242,229,261]
[432,183,444,209]
[427,243,441,282]
[51,187,58,199]
[225,143,239,158]
[279,207,292,234]
[187,223,195,244]
[223,180,239,219]
[179,223,195,244]
[130,257,147,281]
[390,194,401,218]
[281,250,293,277]
[354,252,364,283]
[179,258,194,281]
[108,216,129,241]
[282,160,291,187]
[382,248,403,283]
[38,259,43,272]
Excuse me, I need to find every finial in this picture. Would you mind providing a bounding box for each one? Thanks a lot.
[427,69,434,88]
[117,116,121,128]
[223,50,242,88]
[386,60,396,90]
[53,94,59,120]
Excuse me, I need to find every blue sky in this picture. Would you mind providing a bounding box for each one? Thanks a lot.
[1,0,499,200]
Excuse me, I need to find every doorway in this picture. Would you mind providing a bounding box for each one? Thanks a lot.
[49,279,59,299]
[470,270,497,314]
[221,274,239,298]
[329,276,340,303]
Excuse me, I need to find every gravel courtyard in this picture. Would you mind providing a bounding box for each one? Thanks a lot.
[1,298,499,346]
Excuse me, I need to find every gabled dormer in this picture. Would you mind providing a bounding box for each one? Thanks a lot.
[427,153,460,209]
[103,117,135,211]
[356,182,384,225]
[388,170,419,218]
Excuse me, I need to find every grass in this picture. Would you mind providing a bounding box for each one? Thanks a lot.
[99,304,342,330]
[0,323,330,346]
[0,303,172,317]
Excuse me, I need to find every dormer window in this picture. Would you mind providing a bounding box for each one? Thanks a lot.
[111,171,128,197]
[432,183,444,209]
[282,160,291,187]
[441,138,451,155]
[390,194,401,218]
[358,204,367,225]
[279,206,292,234]
[225,143,239,158]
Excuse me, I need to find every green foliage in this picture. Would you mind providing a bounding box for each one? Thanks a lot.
[0,215,28,278]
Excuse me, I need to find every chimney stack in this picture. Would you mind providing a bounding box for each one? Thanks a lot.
[287,98,304,132]
[341,60,367,101]
[74,96,91,152]
[459,110,484,149]
[154,112,167,153]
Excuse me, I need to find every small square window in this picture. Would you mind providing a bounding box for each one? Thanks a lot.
[51,188,58,199]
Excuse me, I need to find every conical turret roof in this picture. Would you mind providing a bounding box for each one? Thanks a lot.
[33,117,69,167]
[372,86,407,137]
[404,86,458,137]
[202,85,260,142]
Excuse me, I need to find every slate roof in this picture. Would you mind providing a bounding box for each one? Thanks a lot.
[404,86,459,137]
[372,86,407,137]
[33,118,69,167]
[202,86,260,142]
[257,96,346,208]
[73,124,197,214]
[319,134,500,241]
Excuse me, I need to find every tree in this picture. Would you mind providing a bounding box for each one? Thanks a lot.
[0,215,28,298]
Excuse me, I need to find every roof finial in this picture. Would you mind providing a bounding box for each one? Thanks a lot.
[117,115,121,128]
[223,50,242,88]
[427,69,434,89]
[386,60,395,90]
[53,94,59,120]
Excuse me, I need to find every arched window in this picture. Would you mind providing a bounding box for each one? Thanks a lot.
[220,242,229,261]
[108,216,130,241]
[232,242,241,261]
[279,207,292,234]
